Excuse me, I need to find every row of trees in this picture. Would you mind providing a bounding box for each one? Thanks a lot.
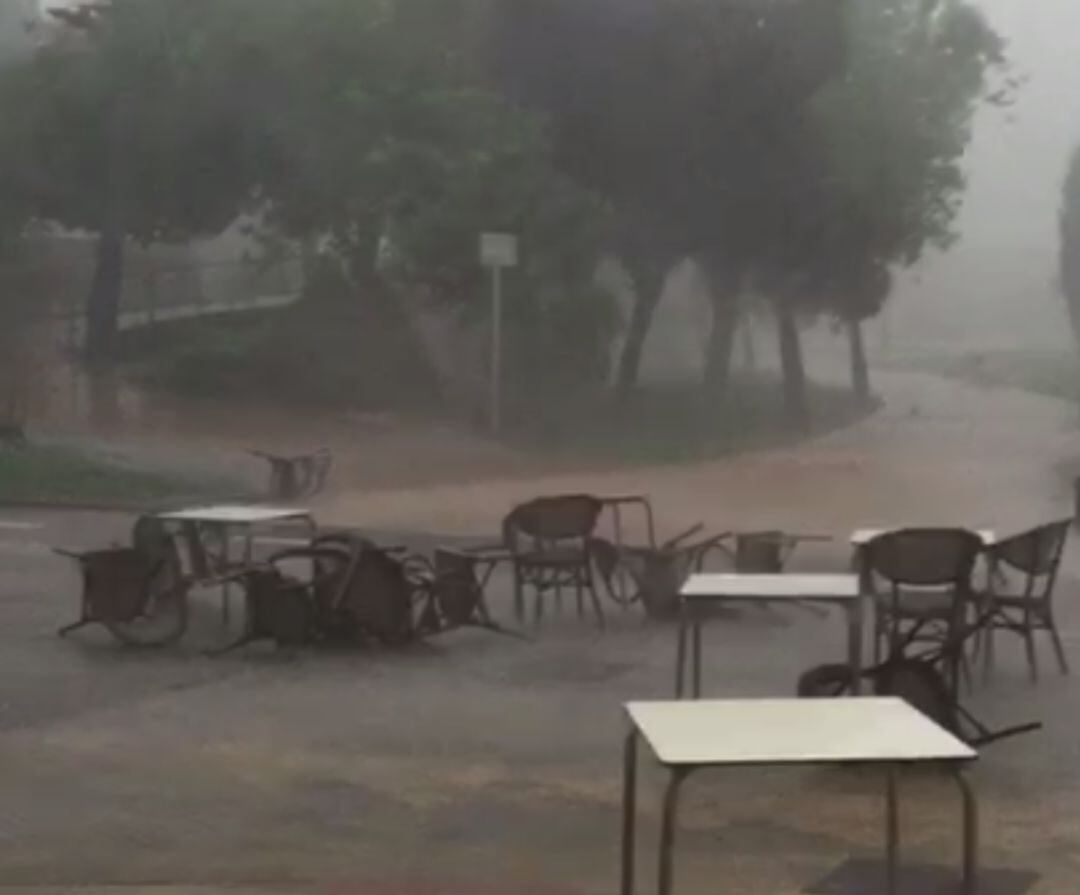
[0,0,1006,423]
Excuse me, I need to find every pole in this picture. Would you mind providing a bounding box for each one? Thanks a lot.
[490,265,503,432]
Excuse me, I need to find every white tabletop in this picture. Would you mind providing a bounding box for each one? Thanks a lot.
[851,528,996,547]
[681,573,860,602]
[156,505,313,525]
[627,698,975,766]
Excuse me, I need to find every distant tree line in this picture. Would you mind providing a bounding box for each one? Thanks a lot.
[0,0,1007,424]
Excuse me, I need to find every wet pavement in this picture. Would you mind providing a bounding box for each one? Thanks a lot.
[3,372,1080,894]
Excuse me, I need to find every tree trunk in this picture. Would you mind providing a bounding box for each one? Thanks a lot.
[85,95,129,366]
[84,226,125,364]
[847,318,871,403]
[701,263,741,404]
[739,314,757,374]
[614,264,666,406]
[775,300,808,428]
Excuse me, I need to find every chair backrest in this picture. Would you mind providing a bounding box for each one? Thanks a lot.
[990,518,1070,582]
[433,549,483,626]
[863,527,983,589]
[82,548,157,623]
[503,494,604,549]
[734,531,790,573]
[340,546,417,645]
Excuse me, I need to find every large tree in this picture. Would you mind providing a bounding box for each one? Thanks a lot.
[12,0,262,362]
[492,0,848,407]
[794,0,1007,406]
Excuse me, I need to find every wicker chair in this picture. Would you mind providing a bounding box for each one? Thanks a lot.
[732,531,798,573]
[592,524,729,621]
[503,494,606,628]
[980,519,1071,682]
[58,516,190,647]
[861,528,984,695]
[251,449,333,501]
[411,548,526,638]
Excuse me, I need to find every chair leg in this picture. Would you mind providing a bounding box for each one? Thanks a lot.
[981,626,996,684]
[533,588,544,627]
[1047,615,1070,675]
[959,650,974,694]
[576,580,584,619]
[1021,622,1039,684]
[513,571,524,623]
[587,579,606,630]
[58,619,92,637]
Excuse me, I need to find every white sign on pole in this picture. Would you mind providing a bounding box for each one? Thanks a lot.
[479,233,518,433]
[480,232,519,269]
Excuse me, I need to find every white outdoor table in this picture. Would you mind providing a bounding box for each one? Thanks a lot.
[156,505,317,623]
[621,697,978,895]
[676,573,863,698]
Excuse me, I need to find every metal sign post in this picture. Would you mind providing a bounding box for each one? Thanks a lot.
[479,232,518,433]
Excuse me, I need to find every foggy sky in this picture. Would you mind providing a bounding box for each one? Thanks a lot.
[890,0,1080,351]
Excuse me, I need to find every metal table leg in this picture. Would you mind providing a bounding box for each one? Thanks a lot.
[675,605,689,698]
[621,731,638,895]
[954,768,979,895]
[658,767,691,895]
[692,617,703,700]
[848,594,866,695]
[885,765,899,895]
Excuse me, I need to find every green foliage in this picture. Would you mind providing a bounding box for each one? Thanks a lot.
[809,0,1006,270]
[0,444,235,505]
[12,0,260,241]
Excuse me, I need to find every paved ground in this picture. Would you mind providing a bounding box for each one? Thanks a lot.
[4,372,1080,894]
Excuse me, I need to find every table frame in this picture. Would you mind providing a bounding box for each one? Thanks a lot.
[620,717,978,895]
[156,506,317,625]
[675,574,864,699]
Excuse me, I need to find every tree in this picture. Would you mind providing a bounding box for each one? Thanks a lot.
[492,1,848,408]
[1061,147,1080,351]
[229,0,616,412]
[11,0,262,362]
[797,0,1007,404]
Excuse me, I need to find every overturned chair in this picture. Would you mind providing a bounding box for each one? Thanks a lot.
[592,524,730,621]
[251,448,333,502]
[798,608,1042,748]
[57,516,192,647]
[224,532,428,651]
[412,549,525,639]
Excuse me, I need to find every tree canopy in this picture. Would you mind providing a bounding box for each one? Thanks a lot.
[0,0,1009,422]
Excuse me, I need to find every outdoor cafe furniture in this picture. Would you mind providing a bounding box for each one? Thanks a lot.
[728,530,832,573]
[856,529,985,687]
[675,572,863,698]
[412,548,526,638]
[57,520,190,646]
[155,504,317,623]
[250,448,332,501]
[593,524,730,621]
[224,531,431,650]
[620,697,979,895]
[501,493,608,628]
[979,518,1072,682]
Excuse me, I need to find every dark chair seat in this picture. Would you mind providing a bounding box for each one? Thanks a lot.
[888,591,956,619]
[988,593,1047,611]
